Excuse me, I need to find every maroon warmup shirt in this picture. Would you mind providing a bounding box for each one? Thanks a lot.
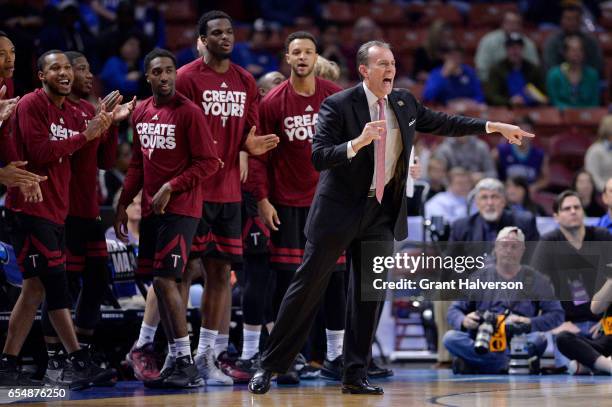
[119,92,220,219]
[176,58,259,203]
[6,88,91,225]
[248,77,342,206]
[66,98,118,219]
[0,77,17,163]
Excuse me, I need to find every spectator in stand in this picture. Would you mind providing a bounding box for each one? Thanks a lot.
[97,1,150,62]
[425,167,473,225]
[341,17,382,80]
[103,141,132,206]
[506,176,548,216]
[585,116,612,192]
[319,24,348,78]
[0,0,43,91]
[412,20,454,83]
[256,0,322,27]
[38,1,99,72]
[546,35,599,108]
[423,43,485,107]
[424,157,447,201]
[475,11,540,82]
[573,169,606,218]
[434,136,497,180]
[543,4,604,77]
[133,0,165,48]
[485,33,547,107]
[100,33,146,99]
[597,177,612,234]
[494,116,548,191]
[232,19,279,80]
[531,190,612,370]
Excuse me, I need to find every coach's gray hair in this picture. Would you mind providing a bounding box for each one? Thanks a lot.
[356,40,391,79]
[473,178,505,196]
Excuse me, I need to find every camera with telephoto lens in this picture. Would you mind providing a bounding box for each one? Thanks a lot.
[505,320,539,374]
[473,310,498,355]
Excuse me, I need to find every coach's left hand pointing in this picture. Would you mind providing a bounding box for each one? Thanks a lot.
[487,121,535,146]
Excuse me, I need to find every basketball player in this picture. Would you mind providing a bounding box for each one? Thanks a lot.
[175,10,279,385]
[115,48,221,388]
[243,31,346,382]
[41,51,136,386]
[0,50,114,389]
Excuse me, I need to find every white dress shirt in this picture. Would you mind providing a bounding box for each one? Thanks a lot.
[347,83,403,191]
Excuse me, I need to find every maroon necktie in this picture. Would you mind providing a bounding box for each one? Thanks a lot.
[375,98,387,203]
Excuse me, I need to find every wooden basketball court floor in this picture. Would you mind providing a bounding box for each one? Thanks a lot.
[3,368,611,406]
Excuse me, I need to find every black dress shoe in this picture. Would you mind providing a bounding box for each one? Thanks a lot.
[367,360,393,379]
[248,368,273,394]
[341,377,384,395]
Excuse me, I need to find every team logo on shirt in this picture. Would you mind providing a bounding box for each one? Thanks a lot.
[201,88,246,127]
[136,121,177,153]
[49,121,79,141]
[283,112,318,142]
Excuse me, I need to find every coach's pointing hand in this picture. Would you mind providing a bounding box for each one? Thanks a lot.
[244,126,279,155]
[487,122,535,146]
[351,120,385,153]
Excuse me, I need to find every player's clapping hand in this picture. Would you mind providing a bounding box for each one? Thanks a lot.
[0,85,19,122]
[96,90,122,114]
[112,96,137,124]
[0,161,46,188]
[488,122,535,146]
[152,182,173,215]
[352,120,385,153]
[244,126,279,155]
[84,102,114,141]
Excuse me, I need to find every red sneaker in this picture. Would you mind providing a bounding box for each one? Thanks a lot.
[126,342,160,381]
[217,352,253,384]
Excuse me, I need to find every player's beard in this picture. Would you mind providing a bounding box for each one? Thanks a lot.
[292,63,315,78]
[209,48,232,60]
[45,79,71,96]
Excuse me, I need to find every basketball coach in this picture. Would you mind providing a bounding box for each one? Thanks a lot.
[249,40,534,395]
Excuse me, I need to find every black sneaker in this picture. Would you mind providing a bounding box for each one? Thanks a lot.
[64,350,117,390]
[294,353,320,380]
[368,359,394,379]
[320,355,343,381]
[144,365,175,389]
[276,358,300,385]
[234,353,260,376]
[43,355,68,387]
[0,357,40,386]
[162,356,203,388]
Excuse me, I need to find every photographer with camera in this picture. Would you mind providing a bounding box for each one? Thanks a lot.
[443,227,564,374]
[556,278,612,375]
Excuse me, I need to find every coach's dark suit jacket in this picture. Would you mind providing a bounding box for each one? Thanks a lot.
[305,83,487,243]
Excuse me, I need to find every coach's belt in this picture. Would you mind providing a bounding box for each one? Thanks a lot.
[367,189,376,197]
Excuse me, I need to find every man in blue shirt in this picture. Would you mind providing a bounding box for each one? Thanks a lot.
[423,43,484,106]
[597,177,612,234]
